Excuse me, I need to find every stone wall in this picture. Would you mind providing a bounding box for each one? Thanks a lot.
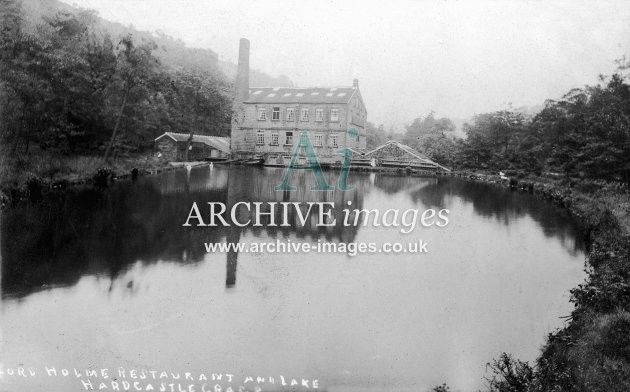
[232,101,367,163]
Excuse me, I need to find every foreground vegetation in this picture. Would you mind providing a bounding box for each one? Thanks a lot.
[477,174,630,392]
[424,170,630,391]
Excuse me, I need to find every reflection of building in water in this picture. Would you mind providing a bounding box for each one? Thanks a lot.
[222,167,368,287]
[224,168,367,242]
[0,169,584,299]
[131,167,372,287]
[142,167,369,288]
[75,167,366,290]
[230,38,368,165]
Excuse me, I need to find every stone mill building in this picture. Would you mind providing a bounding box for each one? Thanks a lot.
[230,38,368,166]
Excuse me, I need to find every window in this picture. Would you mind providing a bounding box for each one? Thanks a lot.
[286,108,295,121]
[257,108,266,121]
[314,133,323,147]
[272,107,280,121]
[315,108,324,122]
[285,131,293,145]
[330,108,339,122]
[330,134,338,148]
[256,131,265,145]
[271,133,279,146]
[300,108,309,122]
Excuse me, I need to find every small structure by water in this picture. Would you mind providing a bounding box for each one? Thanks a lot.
[352,140,450,172]
[154,132,230,162]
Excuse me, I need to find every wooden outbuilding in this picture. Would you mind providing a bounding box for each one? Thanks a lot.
[154,132,230,162]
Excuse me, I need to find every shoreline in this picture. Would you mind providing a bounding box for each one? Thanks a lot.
[1,158,628,390]
[438,170,630,390]
[0,156,212,208]
[0,158,446,208]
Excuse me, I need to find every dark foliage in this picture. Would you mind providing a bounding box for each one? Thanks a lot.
[485,353,536,392]
[403,71,629,183]
[0,0,232,162]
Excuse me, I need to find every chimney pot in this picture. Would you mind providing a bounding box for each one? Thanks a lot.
[353,78,359,88]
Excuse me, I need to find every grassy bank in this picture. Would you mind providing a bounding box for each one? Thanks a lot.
[445,171,630,233]
[442,171,630,392]
[0,149,170,206]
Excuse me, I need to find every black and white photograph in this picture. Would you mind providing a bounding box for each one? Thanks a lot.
[1,1,629,391]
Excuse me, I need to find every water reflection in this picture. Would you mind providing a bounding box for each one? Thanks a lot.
[1,167,583,298]
[0,167,586,391]
[412,178,584,256]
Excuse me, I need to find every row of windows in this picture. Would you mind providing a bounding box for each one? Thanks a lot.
[258,107,340,122]
[256,131,339,148]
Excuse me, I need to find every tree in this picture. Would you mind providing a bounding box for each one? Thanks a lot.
[401,113,458,167]
[365,122,386,149]
[460,111,527,170]
[403,112,456,150]
[103,35,159,162]
[1,0,236,177]
[0,0,48,154]
[485,353,535,392]
[530,73,630,181]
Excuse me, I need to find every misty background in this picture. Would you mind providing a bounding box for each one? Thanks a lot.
[58,0,630,132]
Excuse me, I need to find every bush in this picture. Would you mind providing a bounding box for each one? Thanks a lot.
[93,167,114,190]
[485,353,535,392]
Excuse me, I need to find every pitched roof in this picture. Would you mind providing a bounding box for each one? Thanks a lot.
[244,86,357,104]
[364,140,451,171]
[155,132,230,153]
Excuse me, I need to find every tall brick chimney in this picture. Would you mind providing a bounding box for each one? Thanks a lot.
[235,38,250,103]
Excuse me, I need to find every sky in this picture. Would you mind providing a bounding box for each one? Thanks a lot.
[61,0,630,130]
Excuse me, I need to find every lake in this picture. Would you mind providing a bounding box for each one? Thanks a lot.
[0,166,585,391]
